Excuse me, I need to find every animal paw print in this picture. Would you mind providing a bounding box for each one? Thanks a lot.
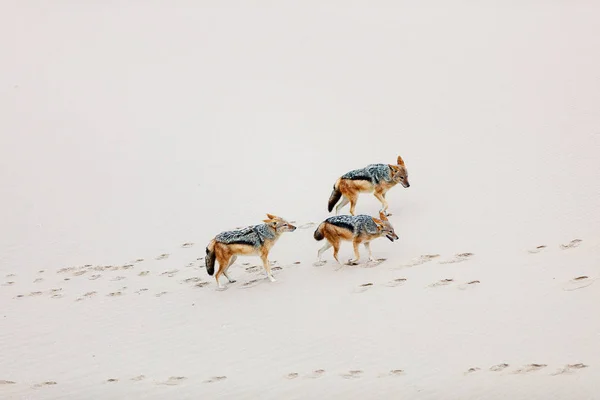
[551,363,588,375]
[106,378,119,383]
[560,239,582,250]
[307,369,326,379]
[2,281,15,287]
[89,274,101,281]
[400,254,440,267]
[204,376,227,384]
[181,242,194,248]
[107,291,123,297]
[161,269,179,277]
[465,367,481,375]
[285,372,299,379]
[528,245,547,254]
[194,282,209,288]
[428,279,454,288]
[131,375,146,381]
[75,291,97,301]
[155,291,168,297]
[110,276,126,282]
[0,380,16,385]
[563,276,594,291]
[138,271,150,277]
[159,376,187,386]
[34,278,44,283]
[364,258,386,268]
[385,278,407,287]
[245,265,261,273]
[341,370,363,379]
[458,280,481,290]
[32,381,57,389]
[241,279,261,289]
[182,277,203,284]
[353,283,374,293]
[439,253,474,264]
[155,253,170,260]
[135,288,149,294]
[489,363,509,372]
[513,364,547,374]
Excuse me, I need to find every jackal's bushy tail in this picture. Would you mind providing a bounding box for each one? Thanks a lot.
[205,240,216,276]
[314,222,325,241]
[328,180,342,212]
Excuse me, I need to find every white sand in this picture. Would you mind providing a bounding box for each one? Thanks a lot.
[1,1,600,399]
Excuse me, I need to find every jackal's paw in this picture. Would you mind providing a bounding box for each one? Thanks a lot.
[268,276,277,282]
[228,279,237,284]
[313,261,326,267]
[216,286,228,292]
[346,259,360,266]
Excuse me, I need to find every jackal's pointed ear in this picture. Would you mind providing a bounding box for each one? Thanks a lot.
[389,165,399,173]
[372,217,384,229]
[397,155,405,166]
[379,211,388,221]
[266,213,278,220]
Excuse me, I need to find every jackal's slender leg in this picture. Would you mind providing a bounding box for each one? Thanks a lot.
[317,241,332,261]
[261,253,276,282]
[348,240,361,264]
[335,197,350,215]
[223,255,237,283]
[215,254,231,289]
[332,240,342,264]
[374,191,389,215]
[364,242,375,262]
[348,195,358,216]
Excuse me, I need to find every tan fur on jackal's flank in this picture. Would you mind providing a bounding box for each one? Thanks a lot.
[329,155,410,216]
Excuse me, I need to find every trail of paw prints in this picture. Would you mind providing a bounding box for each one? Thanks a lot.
[399,254,440,267]
[528,245,547,254]
[560,239,582,250]
[204,376,227,384]
[563,276,595,291]
[341,370,363,379]
[439,253,474,264]
[551,363,588,375]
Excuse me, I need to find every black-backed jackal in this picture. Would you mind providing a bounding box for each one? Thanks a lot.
[328,156,410,216]
[313,212,399,265]
[205,214,296,289]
